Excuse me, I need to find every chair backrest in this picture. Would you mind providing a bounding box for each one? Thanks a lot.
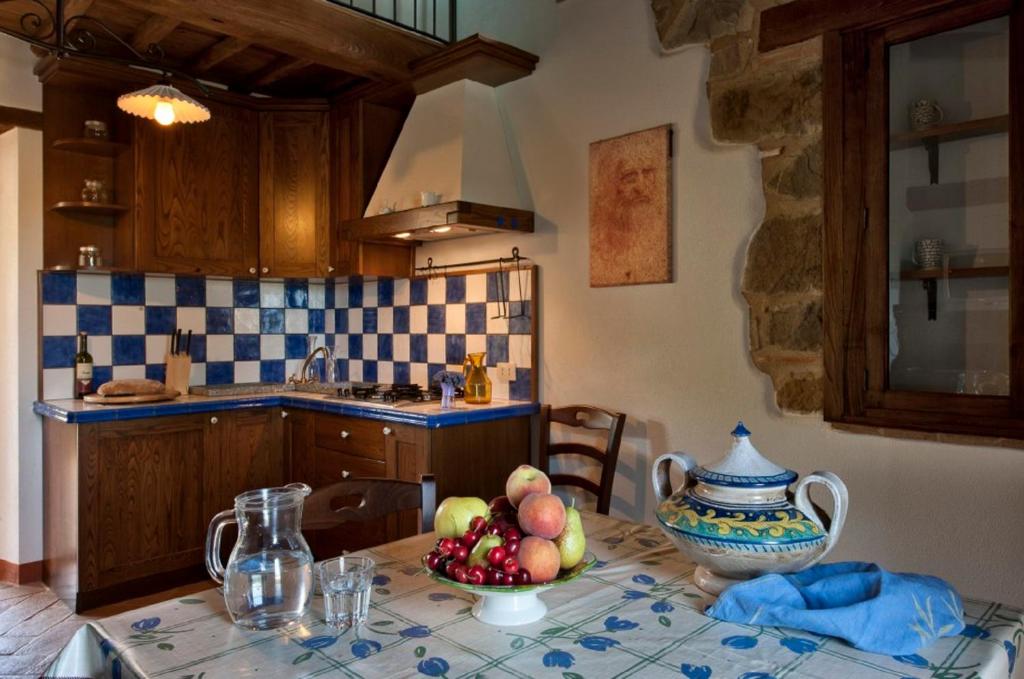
[538,405,626,515]
[302,475,436,534]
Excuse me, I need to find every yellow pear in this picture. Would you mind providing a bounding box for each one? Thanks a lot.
[553,504,585,569]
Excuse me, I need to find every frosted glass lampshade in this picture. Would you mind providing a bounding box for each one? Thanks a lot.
[117,84,210,125]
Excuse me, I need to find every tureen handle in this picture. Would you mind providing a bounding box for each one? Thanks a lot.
[652,453,697,503]
[793,471,849,566]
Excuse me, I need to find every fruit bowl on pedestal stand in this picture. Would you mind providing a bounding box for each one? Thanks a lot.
[427,553,597,626]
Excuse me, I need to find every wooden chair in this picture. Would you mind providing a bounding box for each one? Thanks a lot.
[538,405,626,515]
[303,475,436,537]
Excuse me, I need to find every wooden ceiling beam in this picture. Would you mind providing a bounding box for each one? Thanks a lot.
[245,56,314,90]
[113,0,442,82]
[191,36,251,72]
[0,105,43,130]
[129,14,180,54]
[759,0,965,52]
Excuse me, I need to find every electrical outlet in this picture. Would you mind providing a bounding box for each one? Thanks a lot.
[497,362,516,381]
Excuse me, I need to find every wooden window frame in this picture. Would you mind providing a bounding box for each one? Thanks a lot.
[822,0,1024,438]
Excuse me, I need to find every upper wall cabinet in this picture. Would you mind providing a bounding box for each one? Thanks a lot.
[135,100,260,276]
[259,110,332,277]
[820,0,1023,439]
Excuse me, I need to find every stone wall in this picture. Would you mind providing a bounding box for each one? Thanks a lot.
[651,0,824,413]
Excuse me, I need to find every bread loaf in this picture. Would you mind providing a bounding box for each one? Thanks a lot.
[96,379,167,397]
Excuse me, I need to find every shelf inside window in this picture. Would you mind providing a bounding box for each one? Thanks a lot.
[890,115,1009,150]
[899,265,1008,281]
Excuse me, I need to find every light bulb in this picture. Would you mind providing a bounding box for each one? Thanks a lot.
[394,232,412,239]
[431,226,452,234]
[154,100,176,126]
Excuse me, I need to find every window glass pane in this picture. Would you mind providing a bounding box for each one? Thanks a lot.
[888,16,1009,395]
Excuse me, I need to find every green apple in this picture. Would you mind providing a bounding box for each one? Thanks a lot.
[433,496,489,538]
[554,505,586,569]
[468,534,503,568]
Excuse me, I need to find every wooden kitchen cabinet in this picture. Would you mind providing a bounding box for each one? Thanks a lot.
[44,407,531,611]
[45,407,283,612]
[134,100,260,276]
[259,110,332,277]
[207,407,285,514]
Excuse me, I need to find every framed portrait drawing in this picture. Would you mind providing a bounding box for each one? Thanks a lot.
[589,124,672,287]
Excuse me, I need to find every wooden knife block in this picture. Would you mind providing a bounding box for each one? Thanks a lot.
[165,354,192,395]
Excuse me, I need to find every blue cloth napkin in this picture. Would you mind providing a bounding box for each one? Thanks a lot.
[706,562,964,655]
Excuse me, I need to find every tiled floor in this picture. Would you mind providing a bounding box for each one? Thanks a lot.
[0,580,210,678]
[0,583,87,678]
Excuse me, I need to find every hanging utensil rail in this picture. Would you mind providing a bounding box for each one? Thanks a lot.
[414,247,530,276]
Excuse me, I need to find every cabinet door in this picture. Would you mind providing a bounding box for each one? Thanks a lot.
[284,408,315,485]
[209,408,285,513]
[260,110,331,277]
[80,415,212,591]
[135,100,259,275]
[306,446,389,558]
[385,424,429,538]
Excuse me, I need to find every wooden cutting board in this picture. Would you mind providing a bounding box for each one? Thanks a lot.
[83,390,180,405]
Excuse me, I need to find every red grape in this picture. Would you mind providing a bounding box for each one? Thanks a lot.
[487,568,507,586]
[445,560,460,579]
[423,552,441,570]
[467,565,486,586]
[504,539,520,557]
[452,544,469,563]
[516,569,532,586]
[486,546,507,567]
[502,557,519,575]
[462,530,480,549]
[437,537,456,556]
[503,527,522,541]
[453,564,469,584]
[470,516,487,533]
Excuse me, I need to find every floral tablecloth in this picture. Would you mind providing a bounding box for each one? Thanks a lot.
[47,512,1023,678]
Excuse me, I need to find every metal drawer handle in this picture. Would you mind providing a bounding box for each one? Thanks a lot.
[281,411,288,419]
[340,430,350,439]
[382,426,393,436]
[210,416,218,424]
[341,470,350,479]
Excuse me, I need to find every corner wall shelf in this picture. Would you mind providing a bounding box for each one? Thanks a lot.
[49,201,130,216]
[51,138,130,157]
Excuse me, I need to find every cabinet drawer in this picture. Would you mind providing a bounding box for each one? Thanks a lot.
[314,415,386,461]
[314,448,386,486]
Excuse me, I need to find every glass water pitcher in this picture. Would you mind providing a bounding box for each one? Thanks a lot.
[205,483,314,630]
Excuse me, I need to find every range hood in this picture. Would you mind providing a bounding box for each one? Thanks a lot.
[342,37,538,243]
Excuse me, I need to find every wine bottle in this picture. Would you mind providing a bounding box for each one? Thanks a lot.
[74,331,94,398]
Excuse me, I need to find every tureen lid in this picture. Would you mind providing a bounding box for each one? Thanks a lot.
[690,421,798,488]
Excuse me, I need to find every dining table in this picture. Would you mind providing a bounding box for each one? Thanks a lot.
[46,511,1023,678]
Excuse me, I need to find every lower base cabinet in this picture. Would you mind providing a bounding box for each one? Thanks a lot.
[44,406,531,612]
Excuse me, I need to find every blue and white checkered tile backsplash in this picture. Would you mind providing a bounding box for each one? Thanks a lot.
[39,270,534,402]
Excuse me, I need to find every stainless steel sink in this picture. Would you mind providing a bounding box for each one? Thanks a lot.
[291,382,348,395]
[189,382,288,397]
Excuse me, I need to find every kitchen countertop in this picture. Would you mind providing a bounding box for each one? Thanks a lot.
[33,391,539,428]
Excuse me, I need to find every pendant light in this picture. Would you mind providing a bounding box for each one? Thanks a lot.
[117,83,211,126]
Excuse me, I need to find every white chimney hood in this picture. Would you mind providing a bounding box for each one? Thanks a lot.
[366,78,528,216]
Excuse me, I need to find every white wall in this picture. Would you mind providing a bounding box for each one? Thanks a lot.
[0,33,43,569]
[0,127,43,567]
[440,0,1024,606]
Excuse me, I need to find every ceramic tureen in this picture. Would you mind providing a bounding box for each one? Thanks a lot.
[652,422,848,595]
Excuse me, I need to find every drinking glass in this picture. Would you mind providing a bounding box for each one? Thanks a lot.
[318,556,374,630]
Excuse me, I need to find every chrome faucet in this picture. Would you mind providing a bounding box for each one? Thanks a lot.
[291,346,333,384]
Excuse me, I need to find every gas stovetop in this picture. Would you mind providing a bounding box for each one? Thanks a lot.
[327,382,464,409]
